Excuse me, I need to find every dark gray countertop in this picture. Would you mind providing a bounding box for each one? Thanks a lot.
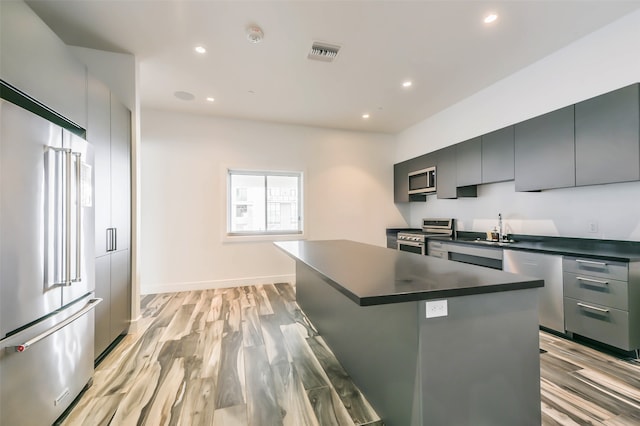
[450,233,640,262]
[275,240,543,306]
[386,228,640,262]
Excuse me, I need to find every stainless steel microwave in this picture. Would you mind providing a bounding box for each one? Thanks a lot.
[408,166,436,194]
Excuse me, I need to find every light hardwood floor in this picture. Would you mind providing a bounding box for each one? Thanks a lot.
[60,284,640,425]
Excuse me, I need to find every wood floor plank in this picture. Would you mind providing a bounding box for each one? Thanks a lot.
[254,284,275,315]
[269,360,320,426]
[212,404,248,426]
[143,358,187,425]
[198,320,224,380]
[97,326,166,397]
[61,393,122,425]
[244,344,283,425]
[178,378,216,426]
[306,336,380,425]
[215,330,245,409]
[109,361,162,425]
[260,314,292,366]
[242,305,264,348]
[307,386,355,426]
[274,282,296,303]
[540,375,614,424]
[281,324,331,391]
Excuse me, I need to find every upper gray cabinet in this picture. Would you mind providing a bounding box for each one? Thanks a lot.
[393,160,410,203]
[482,126,514,184]
[575,83,640,186]
[0,1,87,127]
[456,137,482,187]
[436,146,458,199]
[514,105,575,191]
[435,146,476,199]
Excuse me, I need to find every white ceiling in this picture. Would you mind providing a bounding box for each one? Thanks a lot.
[26,0,640,134]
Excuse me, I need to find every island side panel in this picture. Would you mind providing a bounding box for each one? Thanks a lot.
[296,261,421,426]
[419,288,541,426]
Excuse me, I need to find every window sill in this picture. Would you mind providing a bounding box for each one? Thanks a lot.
[222,232,306,244]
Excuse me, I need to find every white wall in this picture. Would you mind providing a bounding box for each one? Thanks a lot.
[397,9,640,241]
[140,109,403,294]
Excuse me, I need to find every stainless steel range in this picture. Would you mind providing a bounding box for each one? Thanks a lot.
[397,218,455,255]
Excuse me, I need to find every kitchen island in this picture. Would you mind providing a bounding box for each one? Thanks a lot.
[275,239,544,426]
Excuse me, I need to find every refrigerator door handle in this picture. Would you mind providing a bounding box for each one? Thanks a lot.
[48,146,73,287]
[113,227,117,251]
[13,298,102,353]
[64,148,72,286]
[72,152,82,283]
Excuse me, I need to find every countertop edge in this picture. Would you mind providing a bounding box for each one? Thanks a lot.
[275,240,545,306]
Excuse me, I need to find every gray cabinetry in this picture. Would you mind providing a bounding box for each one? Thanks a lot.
[563,257,640,352]
[456,137,482,187]
[482,126,514,184]
[435,146,477,199]
[514,105,575,191]
[393,160,410,203]
[575,83,640,186]
[436,147,457,199]
[0,1,87,127]
[503,250,564,333]
[87,75,132,358]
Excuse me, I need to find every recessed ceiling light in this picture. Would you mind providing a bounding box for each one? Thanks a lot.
[362,113,370,119]
[484,13,498,24]
[194,45,206,54]
[206,97,215,102]
[402,81,413,88]
[174,91,195,101]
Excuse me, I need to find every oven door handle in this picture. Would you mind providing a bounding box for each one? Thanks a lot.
[397,241,425,248]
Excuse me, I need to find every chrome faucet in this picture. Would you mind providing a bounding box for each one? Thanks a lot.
[498,213,503,241]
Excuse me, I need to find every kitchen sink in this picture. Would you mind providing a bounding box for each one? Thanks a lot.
[467,238,516,247]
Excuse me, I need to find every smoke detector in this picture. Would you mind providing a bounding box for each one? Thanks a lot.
[308,41,341,62]
[247,26,264,44]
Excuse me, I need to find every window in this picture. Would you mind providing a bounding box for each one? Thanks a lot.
[228,170,303,236]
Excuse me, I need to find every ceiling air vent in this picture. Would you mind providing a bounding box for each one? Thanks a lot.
[308,41,341,62]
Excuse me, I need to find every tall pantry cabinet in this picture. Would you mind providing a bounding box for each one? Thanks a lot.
[87,75,132,358]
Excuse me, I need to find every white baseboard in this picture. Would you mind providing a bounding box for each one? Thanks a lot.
[140,274,296,295]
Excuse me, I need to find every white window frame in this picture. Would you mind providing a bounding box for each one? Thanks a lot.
[225,169,304,241]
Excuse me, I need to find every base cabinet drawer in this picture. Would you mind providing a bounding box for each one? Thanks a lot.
[563,272,628,310]
[564,297,631,350]
[562,257,628,281]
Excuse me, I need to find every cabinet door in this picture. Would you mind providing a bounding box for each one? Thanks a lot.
[482,126,514,184]
[456,137,482,187]
[393,160,410,203]
[88,76,112,257]
[110,96,131,251]
[0,1,87,127]
[110,249,131,340]
[514,105,575,191]
[575,84,640,186]
[94,255,111,358]
[436,147,457,199]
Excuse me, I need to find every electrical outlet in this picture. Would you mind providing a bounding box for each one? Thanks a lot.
[588,221,599,233]
[425,300,448,318]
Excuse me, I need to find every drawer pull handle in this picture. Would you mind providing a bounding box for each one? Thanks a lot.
[577,302,610,314]
[575,259,607,267]
[576,277,609,286]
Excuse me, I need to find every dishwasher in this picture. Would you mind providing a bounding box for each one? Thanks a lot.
[503,250,564,333]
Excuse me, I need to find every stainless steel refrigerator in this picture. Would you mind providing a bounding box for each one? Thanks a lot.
[1,99,101,425]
